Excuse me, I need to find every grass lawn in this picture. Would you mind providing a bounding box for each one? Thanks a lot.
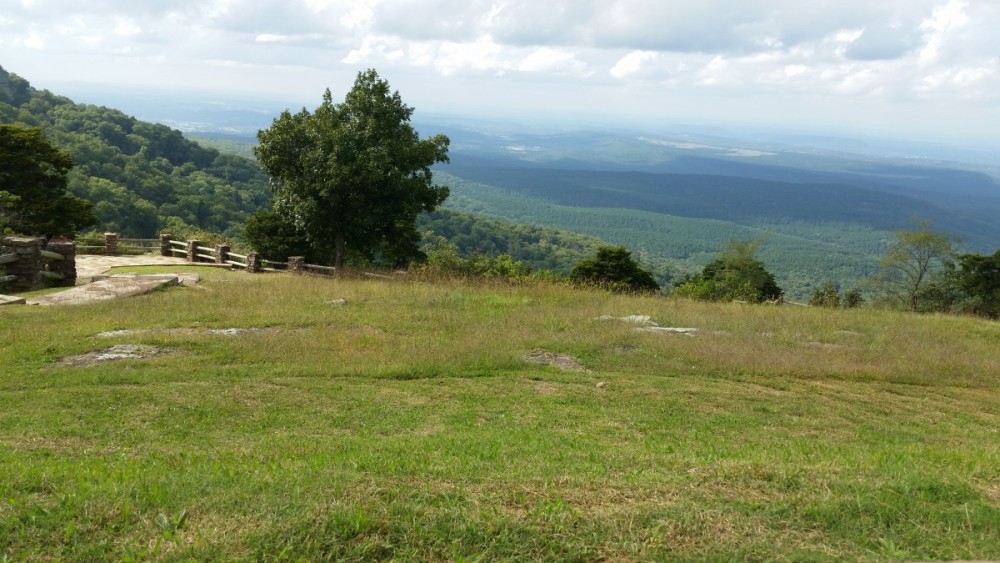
[1,267,999,560]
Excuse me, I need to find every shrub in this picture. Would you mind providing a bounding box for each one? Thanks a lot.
[570,246,660,293]
[809,282,842,308]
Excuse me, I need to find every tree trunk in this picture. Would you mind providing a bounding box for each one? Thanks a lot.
[334,233,345,270]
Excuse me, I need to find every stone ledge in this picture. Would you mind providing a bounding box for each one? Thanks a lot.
[0,294,27,306]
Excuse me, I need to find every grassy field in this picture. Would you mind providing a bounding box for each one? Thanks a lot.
[1,267,999,561]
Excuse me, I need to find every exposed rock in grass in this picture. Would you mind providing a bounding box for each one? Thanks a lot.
[59,345,169,367]
[595,315,713,336]
[595,315,655,326]
[523,350,587,372]
[637,326,699,336]
[95,329,141,338]
[208,328,260,336]
[97,327,281,338]
[325,299,348,306]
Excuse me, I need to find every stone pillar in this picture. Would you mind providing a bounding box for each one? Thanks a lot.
[216,244,230,264]
[104,232,119,256]
[246,252,262,273]
[288,256,304,274]
[187,240,201,263]
[1,237,43,292]
[45,240,76,287]
[160,234,173,257]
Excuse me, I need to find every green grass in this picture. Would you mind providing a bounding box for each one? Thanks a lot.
[1,267,999,560]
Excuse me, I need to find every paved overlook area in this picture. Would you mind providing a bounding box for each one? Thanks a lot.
[2,255,196,306]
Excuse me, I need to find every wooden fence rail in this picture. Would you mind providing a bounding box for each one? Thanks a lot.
[1,232,355,296]
[154,235,344,278]
[76,233,159,255]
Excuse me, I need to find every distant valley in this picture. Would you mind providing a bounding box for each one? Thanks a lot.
[21,81,1000,299]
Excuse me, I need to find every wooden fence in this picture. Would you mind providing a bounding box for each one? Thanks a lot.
[1,232,346,295]
[158,234,337,277]
[78,233,159,255]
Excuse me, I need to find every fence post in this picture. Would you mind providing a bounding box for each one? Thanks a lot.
[104,233,119,256]
[187,240,200,263]
[160,234,173,257]
[288,256,304,274]
[45,240,76,287]
[246,252,262,273]
[216,244,230,265]
[1,237,43,292]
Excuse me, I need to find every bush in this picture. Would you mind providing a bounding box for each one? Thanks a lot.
[809,282,842,308]
[570,246,660,293]
[671,239,781,303]
[420,237,532,280]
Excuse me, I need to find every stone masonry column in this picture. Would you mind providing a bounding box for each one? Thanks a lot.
[104,232,119,256]
[288,256,304,274]
[45,240,77,287]
[1,237,43,292]
[160,234,173,257]
[246,252,262,273]
[187,240,201,263]
[216,244,230,265]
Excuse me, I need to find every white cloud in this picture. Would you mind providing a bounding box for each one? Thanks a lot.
[23,30,45,49]
[610,50,658,79]
[114,18,141,37]
[918,0,970,65]
[518,47,588,75]
[1,0,998,142]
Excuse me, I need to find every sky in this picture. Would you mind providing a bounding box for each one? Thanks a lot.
[2,0,999,145]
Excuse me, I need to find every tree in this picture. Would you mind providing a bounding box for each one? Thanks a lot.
[673,239,782,303]
[0,124,96,236]
[244,209,315,262]
[874,219,957,312]
[954,250,1000,318]
[254,69,450,268]
[571,246,660,293]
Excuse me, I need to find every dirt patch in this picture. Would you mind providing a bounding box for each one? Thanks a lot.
[534,382,559,395]
[982,484,1000,505]
[523,350,587,372]
[59,345,171,367]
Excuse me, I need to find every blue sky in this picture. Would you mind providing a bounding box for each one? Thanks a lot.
[3,0,998,145]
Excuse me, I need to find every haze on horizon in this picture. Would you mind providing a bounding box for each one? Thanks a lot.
[3,0,999,147]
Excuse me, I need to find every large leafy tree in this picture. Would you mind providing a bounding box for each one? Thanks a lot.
[0,124,96,237]
[254,69,450,268]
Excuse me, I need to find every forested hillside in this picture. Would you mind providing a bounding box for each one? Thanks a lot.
[417,209,672,284]
[0,65,267,239]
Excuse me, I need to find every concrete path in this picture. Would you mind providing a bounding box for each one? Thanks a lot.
[0,254,200,306]
[26,274,199,306]
[74,254,191,283]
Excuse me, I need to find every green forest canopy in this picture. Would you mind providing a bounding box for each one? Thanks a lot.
[0,65,268,240]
